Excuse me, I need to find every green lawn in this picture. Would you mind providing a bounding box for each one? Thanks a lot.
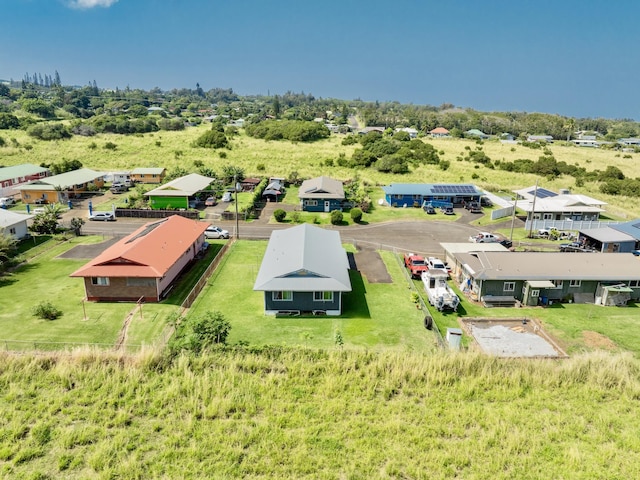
[0,237,131,349]
[187,241,437,352]
[0,237,229,350]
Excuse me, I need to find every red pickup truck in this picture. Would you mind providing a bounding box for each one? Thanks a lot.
[404,253,428,279]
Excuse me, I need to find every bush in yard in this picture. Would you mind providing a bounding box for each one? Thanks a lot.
[274,209,286,222]
[32,301,62,321]
[171,310,231,354]
[350,208,363,223]
[330,210,343,225]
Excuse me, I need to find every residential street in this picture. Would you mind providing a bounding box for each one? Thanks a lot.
[76,208,508,258]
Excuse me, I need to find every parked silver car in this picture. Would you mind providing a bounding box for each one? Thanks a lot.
[89,212,116,221]
[204,225,229,239]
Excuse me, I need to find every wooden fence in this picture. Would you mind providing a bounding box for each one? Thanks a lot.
[115,208,199,219]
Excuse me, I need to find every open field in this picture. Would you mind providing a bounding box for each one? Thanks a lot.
[2,125,640,219]
[1,347,640,478]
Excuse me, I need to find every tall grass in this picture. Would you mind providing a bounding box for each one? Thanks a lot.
[1,347,639,478]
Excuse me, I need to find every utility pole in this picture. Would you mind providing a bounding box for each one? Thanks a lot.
[528,179,539,239]
[234,174,240,239]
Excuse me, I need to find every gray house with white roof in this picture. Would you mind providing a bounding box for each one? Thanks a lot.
[513,186,606,222]
[253,224,352,316]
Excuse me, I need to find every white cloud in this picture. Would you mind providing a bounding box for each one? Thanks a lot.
[67,0,119,9]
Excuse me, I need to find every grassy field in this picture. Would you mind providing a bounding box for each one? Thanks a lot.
[1,347,640,478]
[2,125,640,219]
[187,242,437,353]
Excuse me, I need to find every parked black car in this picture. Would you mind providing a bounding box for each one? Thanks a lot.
[423,204,436,214]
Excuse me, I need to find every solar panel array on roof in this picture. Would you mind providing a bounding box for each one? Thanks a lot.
[125,219,167,244]
[431,185,478,194]
[528,188,557,198]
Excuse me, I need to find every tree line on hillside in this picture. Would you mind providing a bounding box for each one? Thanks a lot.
[2,76,640,141]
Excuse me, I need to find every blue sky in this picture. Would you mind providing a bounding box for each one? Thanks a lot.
[1,0,639,119]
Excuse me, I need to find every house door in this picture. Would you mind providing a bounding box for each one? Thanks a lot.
[324,201,330,212]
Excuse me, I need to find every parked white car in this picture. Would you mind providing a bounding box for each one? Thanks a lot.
[469,232,500,243]
[204,225,229,239]
[0,197,16,207]
[427,257,447,271]
[89,212,116,221]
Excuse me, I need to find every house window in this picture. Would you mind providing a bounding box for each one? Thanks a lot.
[629,280,640,288]
[272,291,292,301]
[553,280,563,289]
[305,200,318,206]
[530,289,540,297]
[412,195,421,201]
[392,195,403,200]
[570,280,581,287]
[9,228,16,234]
[543,213,553,220]
[503,282,515,292]
[126,278,156,287]
[91,277,109,286]
[314,291,333,302]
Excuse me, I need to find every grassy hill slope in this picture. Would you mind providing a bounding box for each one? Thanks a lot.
[1,348,639,479]
[2,125,639,218]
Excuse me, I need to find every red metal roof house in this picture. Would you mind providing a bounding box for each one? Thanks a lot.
[71,215,208,302]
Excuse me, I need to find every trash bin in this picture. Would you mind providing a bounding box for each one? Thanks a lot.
[446,328,463,350]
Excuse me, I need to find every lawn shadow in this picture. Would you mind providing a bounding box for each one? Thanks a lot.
[342,270,370,318]
[161,243,224,306]
[0,274,18,287]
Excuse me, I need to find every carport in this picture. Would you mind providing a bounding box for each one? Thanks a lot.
[578,227,635,253]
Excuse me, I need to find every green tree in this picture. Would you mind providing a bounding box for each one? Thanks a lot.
[21,99,56,118]
[0,233,17,266]
[29,209,61,234]
[330,210,343,225]
[194,130,228,149]
[27,123,71,141]
[0,113,20,129]
[70,217,85,236]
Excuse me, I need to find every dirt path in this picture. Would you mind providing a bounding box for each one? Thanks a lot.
[114,305,138,350]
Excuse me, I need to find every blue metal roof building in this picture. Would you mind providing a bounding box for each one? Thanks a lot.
[382,183,483,207]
